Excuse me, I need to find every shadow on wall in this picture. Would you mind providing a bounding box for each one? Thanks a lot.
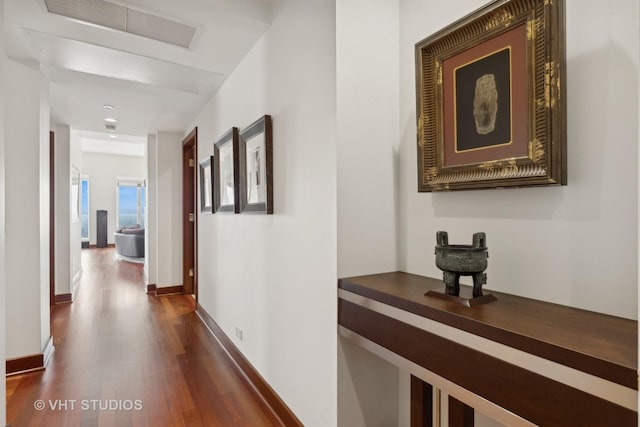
[395,41,638,318]
[338,336,399,427]
[398,42,637,224]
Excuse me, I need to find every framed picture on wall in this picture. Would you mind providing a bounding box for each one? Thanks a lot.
[213,128,240,213]
[415,0,566,191]
[199,156,213,213]
[239,115,273,214]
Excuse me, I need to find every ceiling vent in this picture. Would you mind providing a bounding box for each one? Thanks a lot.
[105,123,117,131]
[44,0,196,49]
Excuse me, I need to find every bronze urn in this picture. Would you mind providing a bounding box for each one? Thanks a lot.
[435,231,488,297]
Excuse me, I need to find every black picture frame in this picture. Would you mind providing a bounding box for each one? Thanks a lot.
[239,115,273,214]
[199,156,213,213]
[213,128,240,213]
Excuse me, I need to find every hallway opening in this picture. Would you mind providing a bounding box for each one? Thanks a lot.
[7,248,281,426]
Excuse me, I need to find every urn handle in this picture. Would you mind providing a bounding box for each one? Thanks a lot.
[473,232,486,249]
[436,231,449,247]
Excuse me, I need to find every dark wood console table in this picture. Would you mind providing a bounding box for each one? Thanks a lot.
[338,272,637,426]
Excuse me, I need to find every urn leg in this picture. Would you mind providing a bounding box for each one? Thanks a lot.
[472,272,487,297]
[443,271,460,296]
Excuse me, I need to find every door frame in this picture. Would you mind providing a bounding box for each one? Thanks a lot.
[182,128,198,298]
[49,131,55,306]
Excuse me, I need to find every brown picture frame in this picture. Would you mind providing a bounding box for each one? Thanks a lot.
[239,115,273,214]
[415,0,566,192]
[213,128,240,213]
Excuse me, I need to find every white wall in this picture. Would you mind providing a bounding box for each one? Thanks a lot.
[395,0,638,425]
[336,0,401,425]
[5,58,50,358]
[53,126,83,295]
[145,134,157,285]
[338,336,399,427]
[38,68,50,346]
[398,0,639,320]
[53,124,70,295]
[70,130,82,285]
[188,1,337,424]
[336,1,639,426]
[156,132,182,287]
[0,0,6,423]
[336,0,399,278]
[81,151,145,245]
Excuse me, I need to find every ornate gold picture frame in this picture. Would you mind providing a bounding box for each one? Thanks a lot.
[415,0,566,192]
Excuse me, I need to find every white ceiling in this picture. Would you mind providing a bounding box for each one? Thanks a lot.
[5,0,277,148]
[79,130,146,157]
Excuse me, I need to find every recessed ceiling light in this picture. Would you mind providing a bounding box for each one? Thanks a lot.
[103,104,114,110]
[109,134,117,139]
[104,118,118,123]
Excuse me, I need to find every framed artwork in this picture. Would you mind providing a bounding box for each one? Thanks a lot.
[415,0,566,191]
[213,128,240,213]
[239,115,273,214]
[199,156,213,213]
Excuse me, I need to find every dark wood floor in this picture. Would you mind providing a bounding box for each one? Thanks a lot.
[7,248,281,427]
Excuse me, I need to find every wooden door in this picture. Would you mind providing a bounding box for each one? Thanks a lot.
[182,128,197,296]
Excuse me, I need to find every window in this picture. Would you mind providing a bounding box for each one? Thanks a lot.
[81,176,89,240]
[117,178,145,228]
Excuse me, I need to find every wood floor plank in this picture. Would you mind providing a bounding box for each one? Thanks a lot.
[7,248,283,427]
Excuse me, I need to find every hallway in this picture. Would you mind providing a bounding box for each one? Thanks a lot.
[6,248,281,427]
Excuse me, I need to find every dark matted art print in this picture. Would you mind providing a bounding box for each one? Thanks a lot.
[454,47,512,153]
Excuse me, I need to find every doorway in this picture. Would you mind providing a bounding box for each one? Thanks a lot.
[49,131,55,306]
[182,128,198,297]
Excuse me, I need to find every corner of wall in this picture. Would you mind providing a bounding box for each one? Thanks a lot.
[145,134,157,285]
[54,125,72,296]
[338,336,400,426]
[336,0,402,425]
[0,0,7,423]
[69,128,82,286]
[637,3,640,417]
[38,66,51,350]
[155,131,183,287]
